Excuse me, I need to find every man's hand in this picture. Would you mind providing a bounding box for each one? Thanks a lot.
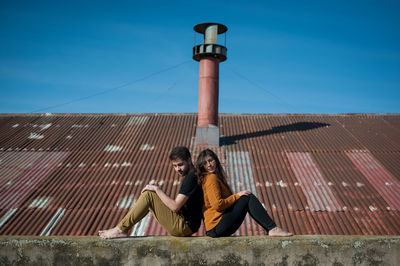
[141,184,160,194]
[140,184,188,212]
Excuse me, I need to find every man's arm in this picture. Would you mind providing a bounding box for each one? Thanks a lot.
[141,185,188,212]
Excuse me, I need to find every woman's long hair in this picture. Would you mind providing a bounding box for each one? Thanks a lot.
[195,149,233,194]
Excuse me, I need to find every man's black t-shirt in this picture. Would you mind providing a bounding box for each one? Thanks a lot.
[178,171,203,233]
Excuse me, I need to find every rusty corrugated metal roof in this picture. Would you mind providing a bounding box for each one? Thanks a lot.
[0,113,399,236]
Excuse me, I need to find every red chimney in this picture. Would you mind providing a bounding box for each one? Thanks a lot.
[193,23,227,146]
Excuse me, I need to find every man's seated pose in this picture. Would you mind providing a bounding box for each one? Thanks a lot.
[99,146,203,238]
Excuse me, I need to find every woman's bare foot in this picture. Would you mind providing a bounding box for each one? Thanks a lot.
[268,227,293,237]
[99,226,128,239]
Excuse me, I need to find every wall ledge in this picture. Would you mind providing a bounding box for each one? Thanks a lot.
[1,235,399,265]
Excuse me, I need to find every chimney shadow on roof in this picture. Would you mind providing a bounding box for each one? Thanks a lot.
[220,121,330,146]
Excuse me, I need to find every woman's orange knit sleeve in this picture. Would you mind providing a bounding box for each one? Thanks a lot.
[203,174,239,212]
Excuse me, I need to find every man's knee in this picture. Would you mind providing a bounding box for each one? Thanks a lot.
[140,190,157,199]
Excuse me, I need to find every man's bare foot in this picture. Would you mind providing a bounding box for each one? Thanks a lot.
[268,227,293,237]
[99,226,128,239]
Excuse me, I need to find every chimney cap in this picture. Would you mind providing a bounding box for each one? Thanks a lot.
[194,23,228,34]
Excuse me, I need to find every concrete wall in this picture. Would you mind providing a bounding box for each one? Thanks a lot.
[1,236,399,266]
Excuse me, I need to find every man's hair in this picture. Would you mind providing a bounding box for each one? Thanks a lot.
[169,146,191,161]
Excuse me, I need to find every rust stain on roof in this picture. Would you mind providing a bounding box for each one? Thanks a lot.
[0,113,399,236]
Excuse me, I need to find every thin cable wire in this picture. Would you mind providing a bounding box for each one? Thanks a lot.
[31,60,192,113]
[139,81,178,111]
[226,66,297,112]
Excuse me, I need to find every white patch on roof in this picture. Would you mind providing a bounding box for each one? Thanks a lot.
[387,206,391,210]
[226,151,258,196]
[140,144,155,151]
[111,124,117,127]
[294,182,299,186]
[0,208,18,229]
[121,162,132,167]
[277,180,287,188]
[71,124,89,128]
[125,181,133,185]
[117,196,135,209]
[354,207,359,211]
[149,180,156,185]
[126,116,149,126]
[135,180,143,186]
[173,180,180,186]
[131,213,150,236]
[29,197,51,208]
[356,182,364,187]
[385,182,393,186]
[40,208,65,236]
[256,182,262,187]
[66,135,72,139]
[288,203,293,210]
[343,206,348,211]
[28,133,44,139]
[265,181,272,187]
[369,206,378,212]
[12,124,19,128]
[342,182,348,187]
[328,182,333,186]
[113,163,120,168]
[79,163,86,168]
[39,123,52,131]
[158,180,164,186]
[104,145,122,152]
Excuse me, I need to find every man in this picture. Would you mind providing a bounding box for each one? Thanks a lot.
[99,146,203,238]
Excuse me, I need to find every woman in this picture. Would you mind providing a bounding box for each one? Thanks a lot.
[196,149,292,237]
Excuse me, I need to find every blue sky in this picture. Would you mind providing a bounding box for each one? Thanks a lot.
[1,0,399,114]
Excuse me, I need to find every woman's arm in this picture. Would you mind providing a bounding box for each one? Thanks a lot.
[204,174,240,212]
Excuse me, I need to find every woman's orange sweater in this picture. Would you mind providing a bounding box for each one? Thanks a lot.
[202,173,240,231]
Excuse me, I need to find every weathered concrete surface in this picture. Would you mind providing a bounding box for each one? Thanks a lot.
[1,235,399,266]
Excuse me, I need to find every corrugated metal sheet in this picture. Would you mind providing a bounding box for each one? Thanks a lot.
[346,150,400,211]
[0,113,399,236]
[286,152,341,212]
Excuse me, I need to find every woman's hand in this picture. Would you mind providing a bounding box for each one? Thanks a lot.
[237,190,252,197]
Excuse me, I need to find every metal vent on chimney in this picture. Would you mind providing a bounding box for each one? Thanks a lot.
[193,22,228,147]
